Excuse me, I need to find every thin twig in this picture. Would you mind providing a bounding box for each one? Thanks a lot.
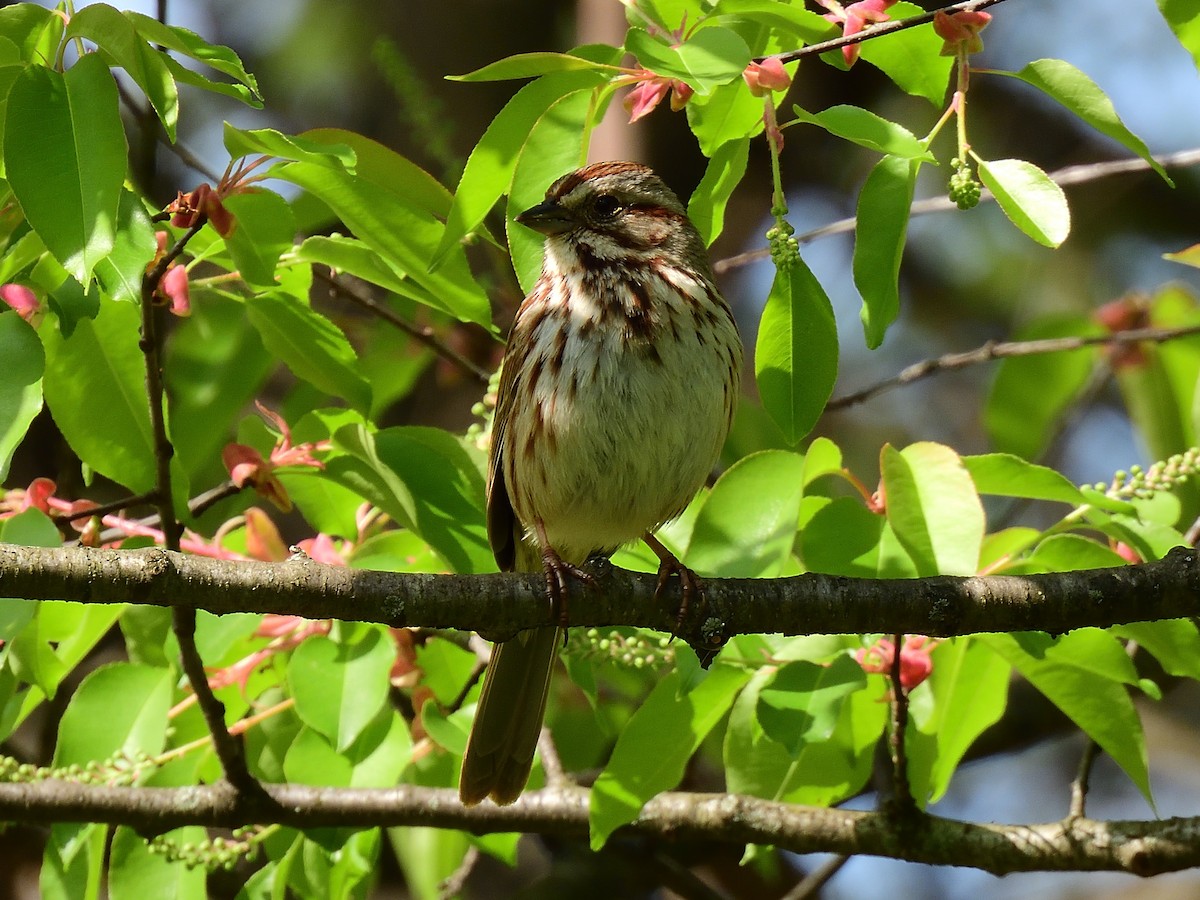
[63,491,159,522]
[886,632,914,815]
[86,481,243,547]
[713,148,1200,275]
[781,855,850,900]
[313,267,492,384]
[537,728,569,789]
[1068,739,1099,820]
[140,215,264,799]
[1069,640,1140,820]
[1185,514,1200,547]
[437,846,480,900]
[768,0,1012,66]
[827,324,1200,411]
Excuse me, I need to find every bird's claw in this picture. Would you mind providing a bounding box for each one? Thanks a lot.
[643,533,703,638]
[541,545,593,629]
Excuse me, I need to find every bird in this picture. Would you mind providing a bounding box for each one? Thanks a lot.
[458,161,742,806]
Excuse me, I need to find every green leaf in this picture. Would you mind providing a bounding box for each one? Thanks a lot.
[589,665,751,849]
[434,67,612,266]
[754,258,838,444]
[109,826,206,900]
[801,497,887,577]
[283,726,353,787]
[0,4,63,64]
[159,53,261,108]
[347,709,412,788]
[686,78,767,156]
[166,295,273,483]
[977,158,1070,248]
[293,234,457,318]
[276,146,492,329]
[756,655,865,754]
[857,2,953,106]
[725,665,884,804]
[303,129,453,220]
[962,453,1085,504]
[507,88,599,293]
[126,11,260,99]
[449,51,618,82]
[245,288,372,415]
[625,26,751,94]
[295,235,411,296]
[369,428,491,573]
[93,189,158,305]
[792,105,933,160]
[287,628,395,752]
[985,315,1099,459]
[222,190,297,288]
[687,137,750,246]
[65,3,179,141]
[5,52,126,282]
[40,300,156,493]
[854,154,918,348]
[688,450,805,577]
[1156,0,1200,75]
[907,638,1010,803]
[223,123,355,169]
[982,632,1153,808]
[0,310,43,479]
[882,442,984,576]
[996,60,1170,184]
[1020,534,1125,573]
[42,823,107,900]
[1116,619,1200,680]
[709,0,834,44]
[53,663,173,766]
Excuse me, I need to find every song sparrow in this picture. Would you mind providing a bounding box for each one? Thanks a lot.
[458,161,742,806]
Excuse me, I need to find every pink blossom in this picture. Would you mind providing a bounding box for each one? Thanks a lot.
[743,58,791,97]
[221,405,330,512]
[297,533,347,566]
[856,635,938,690]
[622,69,694,123]
[625,74,671,122]
[161,265,191,317]
[244,506,286,562]
[933,10,992,55]
[0,284,40,324]
[815,0,897,66]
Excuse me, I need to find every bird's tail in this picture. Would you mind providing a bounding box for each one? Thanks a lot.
[459,541,560,806]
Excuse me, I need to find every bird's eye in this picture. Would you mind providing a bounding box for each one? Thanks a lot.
[592,193,621,219]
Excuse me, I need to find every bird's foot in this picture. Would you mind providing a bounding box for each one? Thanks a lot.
[538,540,593,629]
[643,533,702,637]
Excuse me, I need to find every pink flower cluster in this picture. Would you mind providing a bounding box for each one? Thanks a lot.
[856,635,937,690]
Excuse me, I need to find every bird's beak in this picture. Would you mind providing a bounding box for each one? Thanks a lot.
[516,199,575,236]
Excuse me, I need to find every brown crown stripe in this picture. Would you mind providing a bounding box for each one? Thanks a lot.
[549,161,652,199]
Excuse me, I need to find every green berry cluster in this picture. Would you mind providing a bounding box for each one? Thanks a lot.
[1101,448,1200,499]
[766,216,799,270]
[466,366,502,452]
[149,826,265,871]
[572,627,676,669]
[948,158,981,210]
[0,750,154,786]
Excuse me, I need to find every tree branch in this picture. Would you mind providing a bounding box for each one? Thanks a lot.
[712,148,1200,275]
[0,780,1193,877]
[826,324,1200,411]
[140,216,260,797]
[1,544,1199,647]
[765,0,1012,66]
